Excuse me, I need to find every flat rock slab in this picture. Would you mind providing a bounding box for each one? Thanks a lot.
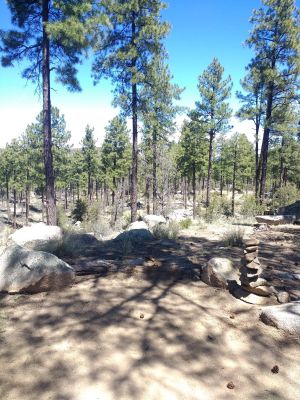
[229,281,277,305]
[260,301,300,335]
[256,215,296,225]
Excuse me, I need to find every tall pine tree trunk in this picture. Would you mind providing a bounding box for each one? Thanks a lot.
[152,129,158,214]
[130,12,138,222]
[206,131,214,207]
[255,117,260,199]
[42,0,56,225]
[25,183,30,226]
[192,162,196,219]
[259,82,274,204]
[231,143,237,215]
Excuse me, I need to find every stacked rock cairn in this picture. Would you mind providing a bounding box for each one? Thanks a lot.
[239,238,274,297]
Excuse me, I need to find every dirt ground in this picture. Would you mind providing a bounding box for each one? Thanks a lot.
[0,223,300,400]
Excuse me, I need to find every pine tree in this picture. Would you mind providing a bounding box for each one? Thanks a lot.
[92,0,169,222]
[177,116,208,218]
[1,0,93,224]
[195,58,232,207]
[236,67,265,198]
[246,0,300,203]
[141,55,182,214]
[81,125,98,201]
[101,116,131,221]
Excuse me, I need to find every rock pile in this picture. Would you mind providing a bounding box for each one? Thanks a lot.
[239,238,275,297]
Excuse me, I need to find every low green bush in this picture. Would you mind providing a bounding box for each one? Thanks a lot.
[179,218,192,229]
[152,220,179,240]
[222,227,245,247]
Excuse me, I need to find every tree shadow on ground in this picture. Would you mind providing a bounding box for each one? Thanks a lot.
[0,231,299,400]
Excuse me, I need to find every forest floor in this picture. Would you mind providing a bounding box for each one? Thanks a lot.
[0,218,300,400]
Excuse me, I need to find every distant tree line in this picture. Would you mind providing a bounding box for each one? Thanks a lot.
[0,0,299,225]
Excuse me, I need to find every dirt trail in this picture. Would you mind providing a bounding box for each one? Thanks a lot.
[0,224,299,400]
[0,274,299,400]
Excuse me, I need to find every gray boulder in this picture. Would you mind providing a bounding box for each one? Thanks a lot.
[143,214,166,228]
[260,301,300,335]
[201,257,238,289]
[114,229,154,244]
[10,223,63,254]
[59,232,101,256]
[127,221,149,231]
[255,215,296,225]
[0,245,75,294]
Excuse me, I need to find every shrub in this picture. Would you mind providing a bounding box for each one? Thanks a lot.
[272,184,300,209]
[240,195,265,217]
[71,199,87,222]
[204,193,232,222]
[56,206,69,229]
[152,220,179,240]
[179,218,192,229]
[222,227,245,247]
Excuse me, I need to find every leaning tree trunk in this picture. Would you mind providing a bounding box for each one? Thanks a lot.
[42,0,56,225]
[206,131,214,207]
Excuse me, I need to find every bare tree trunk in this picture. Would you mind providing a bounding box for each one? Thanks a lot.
[13,189,17,228]
[231,143,237,215]
[6,179,11,224]
[130,12,138,222]
[42,0,56,225]
[206,131,214,207]
[25,184,30,225]
[192,162,196,219]
[152,129,158,215]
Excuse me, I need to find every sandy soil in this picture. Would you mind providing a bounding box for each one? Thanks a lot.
[0,223,300,400]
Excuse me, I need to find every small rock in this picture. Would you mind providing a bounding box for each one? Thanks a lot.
[244,245,258,253]
[227,382,235,389]
[277,291,290,304]
[271,365,279,374]
[140,313,144,319]
[244,238,259,247]
[201,257,237,289]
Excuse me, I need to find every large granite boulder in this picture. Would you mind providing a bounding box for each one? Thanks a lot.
[127,221,149,231]
[114,228,154,244]
[0,245,75,294]
[10,223,63,254]
[143,215,166,228]
[59,232,101,256]
[260,301,300,335]
[278,200,300,219]
[255,215,296,225]
[201,257,238,289]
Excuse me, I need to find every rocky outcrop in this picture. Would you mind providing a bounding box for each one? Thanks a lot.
[10,223,63,254]
[201,257,238,289]
[0,245,75,294]
[260,301,300,335]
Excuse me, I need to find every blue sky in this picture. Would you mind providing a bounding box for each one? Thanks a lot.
[0,0,292,147]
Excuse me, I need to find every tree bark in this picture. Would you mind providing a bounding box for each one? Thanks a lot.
[192,162,196,219]
[130,12,138,222]
[152,129,158,214]
[259,82,274,204]
[206,131,214,207]
[42,0,56,225]
[231,143,237,215]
